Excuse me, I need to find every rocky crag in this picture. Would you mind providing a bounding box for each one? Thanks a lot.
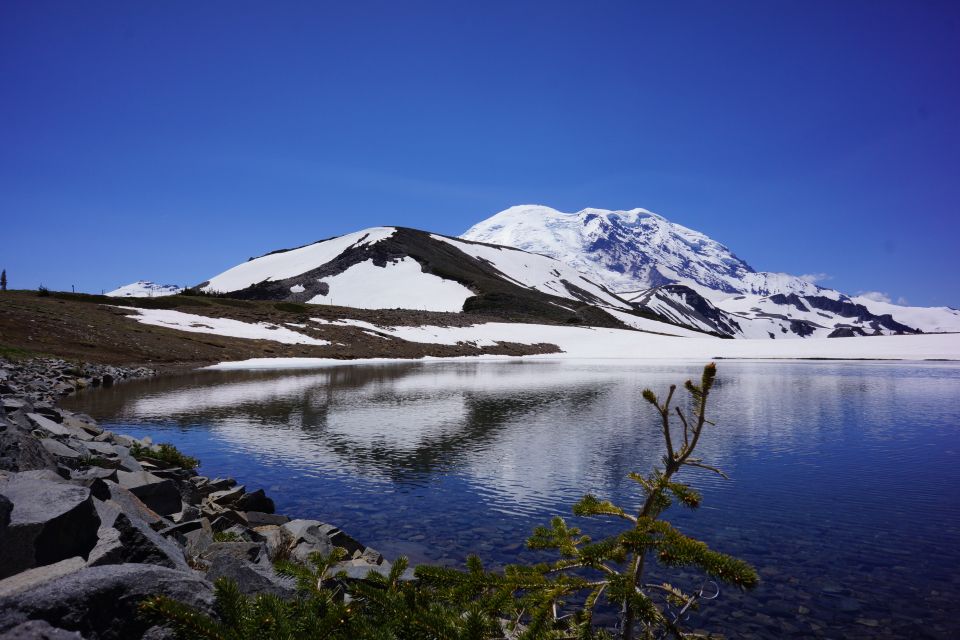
[0,358,389,639]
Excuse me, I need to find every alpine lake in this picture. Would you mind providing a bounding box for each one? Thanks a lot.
[64,359,960,639]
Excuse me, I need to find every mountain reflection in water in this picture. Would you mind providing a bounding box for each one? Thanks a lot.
[65,360,960,639]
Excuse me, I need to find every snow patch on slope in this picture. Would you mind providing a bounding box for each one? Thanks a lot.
[430,234,631,310]
[107,281,183,298]
[203,227,396,293]
[208,330,960,366]
[600,308,710,338]
[852,297,960,334]
[118,307,330,345]
[307,257,475,312]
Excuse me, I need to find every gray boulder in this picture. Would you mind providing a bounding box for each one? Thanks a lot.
[116,471,181,516]
[87,513,188,571]
[0,557,86,598]
[201,541,264,564]
[61,414,101,437]
[0,399,29,414]
[39,439,82,460]
[0,620,85,639]
[281,519,366,563]
[0,475,100,579]
[25,414,71,438]
[0,427,56,473]
[244,511,288,527]
[0,564,215,640]
[205,554,295,599]
[111,448,142,473]
[79,441,115,457]
[69,468,117,484]
[206,485,245,508]
[0,493,10,539]
[101,481,165,528]
[234,489,274,514]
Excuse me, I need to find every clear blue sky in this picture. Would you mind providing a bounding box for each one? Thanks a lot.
[2,1,958,306]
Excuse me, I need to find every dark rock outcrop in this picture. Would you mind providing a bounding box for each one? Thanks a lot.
[0,357,388,639]
[234,488,275,514]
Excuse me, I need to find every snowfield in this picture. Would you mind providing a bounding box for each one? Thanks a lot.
[462,205,959,339]
[117,304,959,362]
[106,281,183,298]
[307,257,476,312]
[204,321,960,370]
[203,227,396,293]
[851,296,960,334]
[118,307,330,345]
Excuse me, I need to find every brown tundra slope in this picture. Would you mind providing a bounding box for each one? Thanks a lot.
[0,290,561,372]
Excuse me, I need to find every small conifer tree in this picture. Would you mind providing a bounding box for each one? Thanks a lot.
[0,269,6,291]
[414,363,758,638]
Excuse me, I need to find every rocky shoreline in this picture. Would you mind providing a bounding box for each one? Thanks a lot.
[0,358,390,639]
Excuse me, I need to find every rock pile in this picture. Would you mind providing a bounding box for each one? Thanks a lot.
[0,357,154,405]
[0,359,390,639]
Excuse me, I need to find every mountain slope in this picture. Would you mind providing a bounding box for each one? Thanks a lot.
[463,205,960,338]
[462,205,823,296]
[196,226,691,332]
[107,281,183,298]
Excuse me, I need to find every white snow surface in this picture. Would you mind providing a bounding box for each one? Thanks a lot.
[207,328,960,369]
[430,234,631,309]
[600,308,711,338]
[106,281,183,298]
[118,307,330,345]
[461,205,822,296]
[852,297,960,334]
[307,257,475,311]
[462,205,958,338]
[203,227,396,293]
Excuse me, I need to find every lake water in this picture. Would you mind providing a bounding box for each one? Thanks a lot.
[64,360,960,639]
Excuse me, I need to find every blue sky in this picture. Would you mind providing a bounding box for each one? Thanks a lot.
[2,1,958,306]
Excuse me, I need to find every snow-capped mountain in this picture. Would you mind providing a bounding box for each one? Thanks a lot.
[462,205,822,296]
[196,226,698,334]
[462,205,960,338]
[106,281,183,298]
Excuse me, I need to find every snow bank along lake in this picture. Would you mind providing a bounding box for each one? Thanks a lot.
[65,360,960,638]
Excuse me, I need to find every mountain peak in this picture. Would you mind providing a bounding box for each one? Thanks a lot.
[463,205,761,295]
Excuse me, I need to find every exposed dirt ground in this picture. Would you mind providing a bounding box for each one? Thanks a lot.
[0,290,561,372]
